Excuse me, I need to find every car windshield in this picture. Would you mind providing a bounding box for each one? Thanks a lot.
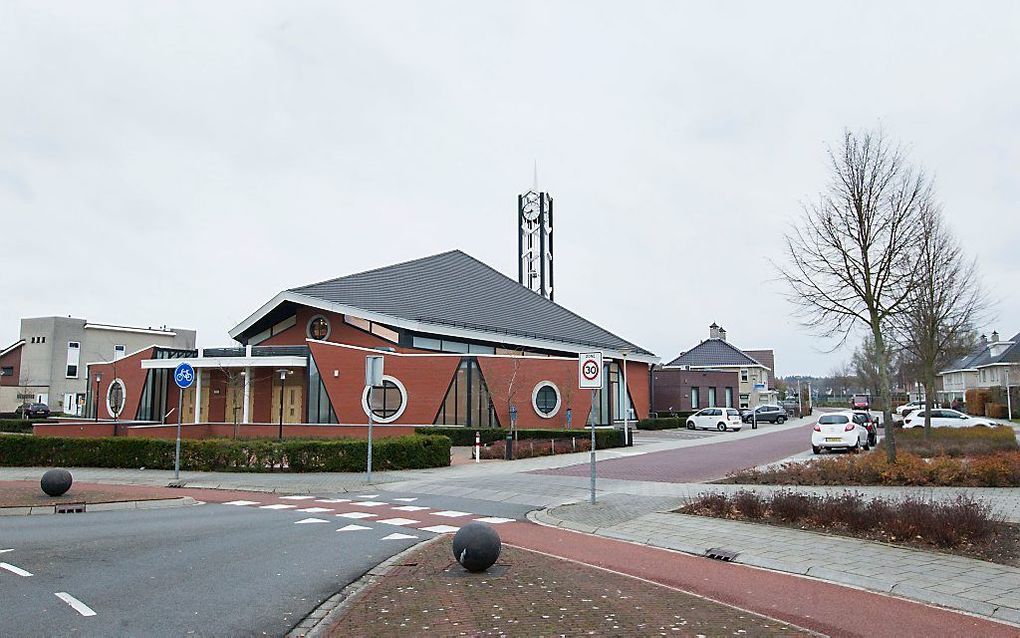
[818,415,849,424]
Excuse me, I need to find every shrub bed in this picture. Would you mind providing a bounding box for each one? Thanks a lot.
[638,417,685,430]
[480,437,592,460]
[415,427,624,449]
[0,419,38,434]
[876,425,1018,458]
[0,434,451,472]
[724,450,1020,487]
[681,491,1016,562]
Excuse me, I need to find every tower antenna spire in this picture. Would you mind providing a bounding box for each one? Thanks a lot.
[532,160,538,192]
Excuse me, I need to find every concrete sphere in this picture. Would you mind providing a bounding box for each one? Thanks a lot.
[452,522,501,572]
[41,468,73,497]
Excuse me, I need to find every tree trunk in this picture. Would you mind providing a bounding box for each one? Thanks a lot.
[872,324,896,463]
[923,372,937,442]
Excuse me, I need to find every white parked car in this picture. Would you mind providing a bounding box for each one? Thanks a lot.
[902,409,995,429]
[894,400,926,421]
[686,407,743,432]
[812,411,870,454]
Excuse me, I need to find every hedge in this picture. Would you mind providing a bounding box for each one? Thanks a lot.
[639,417,687,430]
[0,419,37,434]
[414,426,624,449]
[0,434,451,472]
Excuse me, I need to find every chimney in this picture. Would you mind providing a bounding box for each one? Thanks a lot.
[709,323,722,339]
[991,331,999,343]
[718,326,727,341]
[981,334,988,348]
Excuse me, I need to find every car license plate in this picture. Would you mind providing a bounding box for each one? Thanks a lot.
[825,437,841,442]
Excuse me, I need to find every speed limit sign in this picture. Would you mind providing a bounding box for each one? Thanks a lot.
[578,352,603,389]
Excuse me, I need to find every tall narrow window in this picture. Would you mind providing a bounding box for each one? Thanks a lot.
[708,387,717,407]
[725,387,733,408]
[434,358,498,427]
[691,387,700,409]
[66,342,80,378]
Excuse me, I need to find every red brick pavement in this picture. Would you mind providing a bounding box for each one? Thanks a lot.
[535,422,817,482]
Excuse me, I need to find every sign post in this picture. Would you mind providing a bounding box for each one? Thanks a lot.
[172,362,196,480]
[364,356,384,484]
[579,352,603,505]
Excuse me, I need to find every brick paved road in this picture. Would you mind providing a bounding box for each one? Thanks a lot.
[535,421,816,483]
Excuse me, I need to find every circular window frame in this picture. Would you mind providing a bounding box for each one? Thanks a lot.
[106,378,127,418]
[361,375,408,424]
[531,381,562,419]
[306,315,332,341]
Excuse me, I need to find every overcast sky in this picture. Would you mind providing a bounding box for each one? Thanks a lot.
[2,2,1017,376]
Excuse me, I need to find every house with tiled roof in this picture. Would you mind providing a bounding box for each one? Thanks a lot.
[939,330,1020,405]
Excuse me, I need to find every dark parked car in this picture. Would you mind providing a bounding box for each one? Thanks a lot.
[743,404,788,424]
[851,410,878,446]
[14,402,51,419]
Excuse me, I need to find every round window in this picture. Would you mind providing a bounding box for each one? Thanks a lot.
[532,381,561,418]
[106,379,126,418]
[361,376,407,423]
[307,315,331,340]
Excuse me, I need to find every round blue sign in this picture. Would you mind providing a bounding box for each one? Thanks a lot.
[174,362,196,389]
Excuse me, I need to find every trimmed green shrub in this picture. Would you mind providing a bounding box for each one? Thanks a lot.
[415,427,624,449]
[0,434,451,472]
[0,419,37,434]
[638,417,683,430]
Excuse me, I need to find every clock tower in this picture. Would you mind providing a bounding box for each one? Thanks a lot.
[517,185,554,300]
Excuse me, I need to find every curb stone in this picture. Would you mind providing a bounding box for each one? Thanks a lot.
[530,507,1020,628]
[287,535,444,638]
[0,496,199,516]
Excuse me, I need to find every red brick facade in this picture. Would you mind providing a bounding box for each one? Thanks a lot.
[0,342,22,386]
[652,368,738,413]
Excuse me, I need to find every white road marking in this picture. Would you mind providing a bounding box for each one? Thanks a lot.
[295,507,333,513]
[223,500,260,506]
[336,512,376,519]
[279,495,316,501]
[474,517,515,524]
[294,518,329,524]
[55,592,97,617]
[0,562,33,577]
[377,518,419,527]
[420,525,460,534]
[337,524,372,532]
[354,494,380,499]
[381,533,418,541]
[391,505,429,512]
[357,501,387,507]
[259,504,296,510]
[392,497,418,502]
[433,510,471,518]
[316,498,351,504]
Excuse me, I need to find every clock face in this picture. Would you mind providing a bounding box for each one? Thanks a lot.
[522,204,541,222]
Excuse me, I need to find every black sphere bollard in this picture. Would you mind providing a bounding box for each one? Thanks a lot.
[452,522,501,572]
[41,468,73,497]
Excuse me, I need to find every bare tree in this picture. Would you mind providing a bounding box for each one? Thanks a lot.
[891,206,988,438]
[501,347,527,440]
[778,129,932,461]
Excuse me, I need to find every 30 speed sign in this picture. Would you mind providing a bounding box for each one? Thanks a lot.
[578,352,603,389]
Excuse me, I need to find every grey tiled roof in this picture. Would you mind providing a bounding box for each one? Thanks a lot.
[290,250,654,356]
[665,339,763,368]
[940,331,1020,372]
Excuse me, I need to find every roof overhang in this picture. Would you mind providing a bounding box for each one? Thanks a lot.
[229,291,659,364]
[85,323,178,337]
[662,363,771,371]
[142,356,307,370]
[0,340,25,358]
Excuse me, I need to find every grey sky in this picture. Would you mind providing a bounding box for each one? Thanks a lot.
[2,2,1017,376]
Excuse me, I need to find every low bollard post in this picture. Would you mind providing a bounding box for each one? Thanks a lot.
[474,431,480,463]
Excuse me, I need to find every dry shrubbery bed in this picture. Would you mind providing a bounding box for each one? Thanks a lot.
[726,427,1020,487]
[479,437,591,460]
[682,490,1019,565]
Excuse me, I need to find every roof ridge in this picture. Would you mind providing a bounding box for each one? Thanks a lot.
[289,249,463,292]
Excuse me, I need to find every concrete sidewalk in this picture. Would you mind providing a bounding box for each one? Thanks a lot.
[534,493,1020,626]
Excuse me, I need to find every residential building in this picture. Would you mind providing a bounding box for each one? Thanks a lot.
[657,324,777,410]
[6,317,196,415]
[939,331,1020,404]
[82,250,657,435]
[652,368,737,413]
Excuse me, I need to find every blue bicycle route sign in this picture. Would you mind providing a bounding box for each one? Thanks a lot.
[174,362,196,390]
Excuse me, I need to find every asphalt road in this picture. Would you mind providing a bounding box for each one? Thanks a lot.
[537,420,817,482]
[1,492,530,637]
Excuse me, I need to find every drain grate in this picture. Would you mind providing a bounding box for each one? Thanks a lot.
[55,504,86,514]
[705,547,739,562]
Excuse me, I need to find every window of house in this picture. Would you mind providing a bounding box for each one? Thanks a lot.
[725,387,733,408]
[307,315,331,340]
[532,381,561,418]
[741,369,748,382]
[708,387,717,407]
[691,387,700,409]
[434,358,499,427]
[106,378,126,418]
[362,376,406,423]
[1,366,13,377]
[66,341,80,378]
[114,345,126,361]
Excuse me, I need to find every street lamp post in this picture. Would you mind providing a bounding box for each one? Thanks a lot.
[1007,367,1014,421]
[94,373,102,421]
[276,369,290,440]
[621,351,630,446]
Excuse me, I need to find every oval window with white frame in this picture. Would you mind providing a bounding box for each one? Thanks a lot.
[106,378,127,418]
[361,375,407,423]
[307,315,331,341]
[532,381,561,418]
